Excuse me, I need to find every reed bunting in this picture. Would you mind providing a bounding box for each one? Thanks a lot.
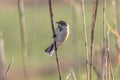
[44,20,69,56]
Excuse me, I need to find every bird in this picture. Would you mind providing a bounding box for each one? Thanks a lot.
[44,20,69,56]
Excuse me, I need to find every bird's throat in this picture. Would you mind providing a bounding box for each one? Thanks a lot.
[58,26,63,31]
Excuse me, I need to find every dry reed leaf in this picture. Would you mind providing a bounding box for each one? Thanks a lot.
[105,18,120,40]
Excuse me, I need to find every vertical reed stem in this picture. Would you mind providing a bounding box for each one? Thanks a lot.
[48,0,62,80]
[106,31,109,80]
[0,33,5,80]
[106,30,114,80]
[112,0,120,67]
[108,54,114,80]
[90,0,98,80]
[18,0,28,80]
[81,0,89,80]
[112,0,120,76]
[105,19,115,80]
[103,0,107,41]
[102,0,107,80]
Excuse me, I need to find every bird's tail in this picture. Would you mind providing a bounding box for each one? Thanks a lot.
[44,43,55,56]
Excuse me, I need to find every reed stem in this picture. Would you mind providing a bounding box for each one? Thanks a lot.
[0,33,5,80]
[90,0,98,80]
[48,0,62,80]
[81,0,89,80]
[18,0,28,80]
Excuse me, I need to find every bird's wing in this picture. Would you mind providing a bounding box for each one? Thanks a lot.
[55,27,62,46]
[55,28,68,46]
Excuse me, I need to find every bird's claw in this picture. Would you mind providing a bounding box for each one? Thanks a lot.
[53,34,57,39]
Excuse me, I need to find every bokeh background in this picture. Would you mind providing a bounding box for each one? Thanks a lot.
[0,0,120,80]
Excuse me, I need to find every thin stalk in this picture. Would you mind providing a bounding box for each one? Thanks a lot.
[71,69,77,80]
[90,0,98,80]
[106,30,114,80]
[93,65,100,80]
[108,55,114,80]
[0,33,5,80]
[65,73,71,80]
[112,0,120,67]
[4,58,14,80]
[17,0,28,80]
[103,0,107,41]
[106,23,115,80]
[102,0,107,80]
[106,31,110,80]
[105,18,115,80]
[105,47,108,80]
[106,30,115,80]
[105,18,120,40]
[48,0,62,80]
[81,0,89,80]
[65,69,77,80]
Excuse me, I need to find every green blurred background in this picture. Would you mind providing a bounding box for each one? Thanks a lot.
[0,0,120,80]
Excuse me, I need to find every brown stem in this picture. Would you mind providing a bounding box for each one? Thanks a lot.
[90,0,98,80]
[48,0,62,80]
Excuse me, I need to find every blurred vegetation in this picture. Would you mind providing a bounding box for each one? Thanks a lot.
[0,0,120,80]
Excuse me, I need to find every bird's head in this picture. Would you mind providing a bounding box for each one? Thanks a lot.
[56,21,69,30]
